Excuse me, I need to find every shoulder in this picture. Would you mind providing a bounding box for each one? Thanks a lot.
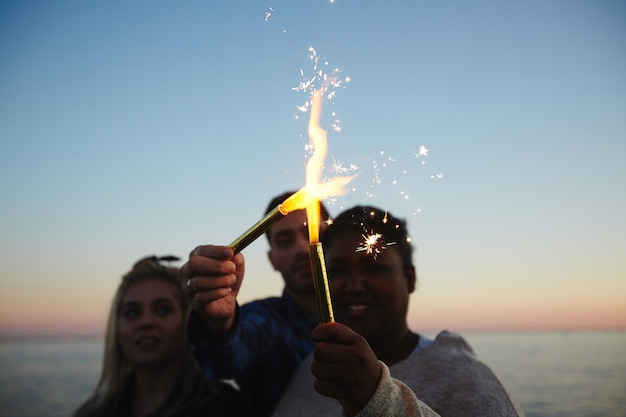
[430,330,476,356]
[397,331,524,416]
[195,385,250,417]
[72,399,97,417]
[72,396,118,417]
[406,330,491,377]
[240,295,283,313]
[241,293,314,328]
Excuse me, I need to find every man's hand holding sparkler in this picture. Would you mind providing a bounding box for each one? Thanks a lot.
[311,322,382,417]
[180,244,245,335]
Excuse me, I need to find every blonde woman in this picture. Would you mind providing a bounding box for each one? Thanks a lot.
[74,256,247,417]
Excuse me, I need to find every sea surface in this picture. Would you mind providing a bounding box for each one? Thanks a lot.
[0,330,624,417]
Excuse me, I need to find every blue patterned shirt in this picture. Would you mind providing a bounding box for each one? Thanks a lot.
[188,290,319,417]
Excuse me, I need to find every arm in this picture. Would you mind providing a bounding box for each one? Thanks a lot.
[354,364,440,417]
[311,323,439,417]
[180,244,244,379]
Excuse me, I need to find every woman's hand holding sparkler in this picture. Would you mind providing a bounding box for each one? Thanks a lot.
[310,322,382,417]
[180,244,245,335]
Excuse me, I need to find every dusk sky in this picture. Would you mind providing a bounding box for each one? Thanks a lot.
[1,1,625,336]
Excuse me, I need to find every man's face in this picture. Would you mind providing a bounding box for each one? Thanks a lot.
[267,210,315,294]
[324,230,415,347]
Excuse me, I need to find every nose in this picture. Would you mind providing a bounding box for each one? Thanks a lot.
[138,310,157,328]
[344,269,366,292]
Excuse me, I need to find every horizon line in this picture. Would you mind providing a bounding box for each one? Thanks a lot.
[2,325,626,342]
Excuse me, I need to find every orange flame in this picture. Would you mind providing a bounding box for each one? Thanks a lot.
[277,87,353,243]
[307,90,325,243]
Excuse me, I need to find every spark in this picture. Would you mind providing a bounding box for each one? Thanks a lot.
[292,46,350,122]
[330,155,357,175]
[356,232,383,256]
[356,231,397,260]
[413,145,430,158]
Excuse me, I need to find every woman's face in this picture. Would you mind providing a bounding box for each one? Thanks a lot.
[325,230,414,349]
[118,279,186,368]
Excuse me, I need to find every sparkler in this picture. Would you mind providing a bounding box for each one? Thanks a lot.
[230,49,354,323]
[306,89,335,323]
[309,241,334,323]
[229,205,287,254]
[229,187,335,254]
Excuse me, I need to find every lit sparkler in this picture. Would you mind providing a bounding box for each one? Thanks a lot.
[229,183,349,254]
[230,49,353,269]
[306,88,335,323]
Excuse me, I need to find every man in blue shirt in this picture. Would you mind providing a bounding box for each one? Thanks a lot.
[181,191,331,417]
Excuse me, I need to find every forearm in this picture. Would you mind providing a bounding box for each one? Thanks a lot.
[187,309,245,379]
[351,363,440,417]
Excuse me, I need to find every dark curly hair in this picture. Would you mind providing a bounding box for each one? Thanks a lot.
[320,205,415,271]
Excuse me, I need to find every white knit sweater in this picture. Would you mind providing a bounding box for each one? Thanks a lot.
[271,330,525,417]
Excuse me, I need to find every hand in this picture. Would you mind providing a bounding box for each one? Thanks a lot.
[180,244,245,334]
[311,322,382,416]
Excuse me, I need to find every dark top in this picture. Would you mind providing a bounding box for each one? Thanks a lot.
[73,370,248,417]
[187,290,319,417]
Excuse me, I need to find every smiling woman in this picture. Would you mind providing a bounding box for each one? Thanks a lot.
[72,256,248,417]
[272,206,525,417]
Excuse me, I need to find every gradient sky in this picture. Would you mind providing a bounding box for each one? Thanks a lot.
[1,1,625,337]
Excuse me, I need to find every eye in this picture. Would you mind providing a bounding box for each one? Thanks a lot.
[326,264,349,280]
[362,262,393,277]
[155,304,175,317]
[274,235,294,249]
[121,307,141,320]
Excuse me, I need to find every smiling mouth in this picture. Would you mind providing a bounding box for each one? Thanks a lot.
[346,304,371,312]
[136,337,159,347]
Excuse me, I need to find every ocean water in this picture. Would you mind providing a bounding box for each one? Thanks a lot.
[462,330,626,417]
[0,330,624,417]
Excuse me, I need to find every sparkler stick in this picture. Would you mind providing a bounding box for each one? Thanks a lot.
[309,242,334,323]
[229,205,288,254]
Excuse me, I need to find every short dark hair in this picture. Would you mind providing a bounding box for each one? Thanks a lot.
[264,190,331,242]
[320,205,414,270]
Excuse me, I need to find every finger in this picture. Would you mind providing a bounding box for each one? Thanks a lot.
[313,379,354,400]
[192,274,237,293]
[189,244,234,260]
[232,252,245,271]
[311,356,349,379]
[313,341,352,363]
[192,287,234,306]
[183,255,237,279]
[312,322,363,345]
[183,277,194,298]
